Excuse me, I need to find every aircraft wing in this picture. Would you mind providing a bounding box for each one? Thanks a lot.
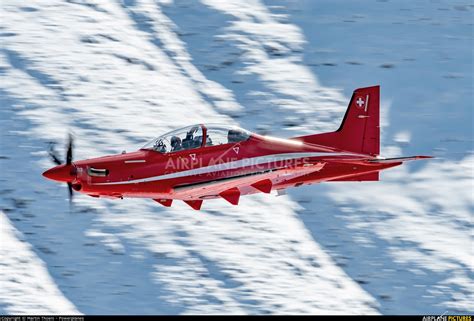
[171,162,325,205]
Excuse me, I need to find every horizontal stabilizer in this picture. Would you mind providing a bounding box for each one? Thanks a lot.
[368,156,433,164]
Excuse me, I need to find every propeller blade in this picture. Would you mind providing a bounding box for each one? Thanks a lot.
[46,135,76,207]
[66,134,73,165]
[67,182,73,203]
[48,143,63,165]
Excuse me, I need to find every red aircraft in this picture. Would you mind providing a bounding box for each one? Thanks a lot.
[43,86,431,210]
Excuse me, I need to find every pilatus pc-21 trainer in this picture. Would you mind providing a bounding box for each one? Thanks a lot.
[43,86,431,210]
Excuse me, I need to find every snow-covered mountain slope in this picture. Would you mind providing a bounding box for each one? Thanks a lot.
[0,0,472,315]
[0,0,377,314]
[0,212,78,315]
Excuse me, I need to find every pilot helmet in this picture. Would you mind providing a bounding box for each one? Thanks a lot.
[171,136,182,147]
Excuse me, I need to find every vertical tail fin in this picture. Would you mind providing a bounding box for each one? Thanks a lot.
[294,86,380,156]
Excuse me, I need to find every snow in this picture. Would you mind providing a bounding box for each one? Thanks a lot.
[323,157,474,313]
[0,0,472,315]
[0,212,79,315]
[393,131,411,145]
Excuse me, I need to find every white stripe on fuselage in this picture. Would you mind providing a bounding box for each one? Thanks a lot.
[92,152,365,185]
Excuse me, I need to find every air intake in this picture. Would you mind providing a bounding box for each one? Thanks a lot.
[88,167,109,177]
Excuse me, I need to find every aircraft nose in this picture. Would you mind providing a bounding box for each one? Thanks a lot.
[42,164,76,182]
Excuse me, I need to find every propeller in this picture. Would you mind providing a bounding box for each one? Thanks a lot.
[48,143,62,166]
[47,134,75,203]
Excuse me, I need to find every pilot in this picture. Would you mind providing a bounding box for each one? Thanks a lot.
[170,136,182,151]
[153,139,167,153]
[206,135,213,146]
[182,126,198,149]
[228,129,241,143]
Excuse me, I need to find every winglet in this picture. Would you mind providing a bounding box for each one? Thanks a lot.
[184,200,203,210]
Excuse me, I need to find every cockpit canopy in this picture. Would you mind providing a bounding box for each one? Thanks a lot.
[141,124,251,153]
